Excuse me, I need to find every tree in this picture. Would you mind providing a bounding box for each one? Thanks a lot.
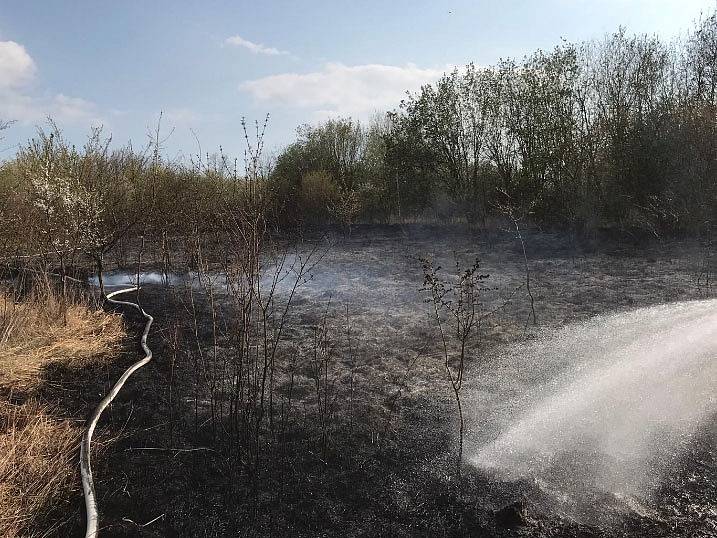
[271,118,371,225]
[398,65,494,223]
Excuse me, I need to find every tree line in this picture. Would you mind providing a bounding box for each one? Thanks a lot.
[1,11,715,263]
[273,12,717,236]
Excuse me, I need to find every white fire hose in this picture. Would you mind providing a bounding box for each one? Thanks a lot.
[79,286,154,538]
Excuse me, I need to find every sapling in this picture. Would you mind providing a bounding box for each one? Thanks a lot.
[421,255,490,475]
[496,192,538,328]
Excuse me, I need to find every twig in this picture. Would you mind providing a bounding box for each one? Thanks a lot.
[122,513,165,528]
[124,446,215,453]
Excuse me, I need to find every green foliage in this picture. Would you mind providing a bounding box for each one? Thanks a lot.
[271,117,393,225]
[299,170,339,225]
[1,11,715,241]
[382,14,717,234]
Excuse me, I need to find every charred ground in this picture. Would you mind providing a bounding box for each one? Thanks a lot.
[39,225,715,537]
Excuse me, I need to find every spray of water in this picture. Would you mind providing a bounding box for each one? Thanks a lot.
[466,299,717,514]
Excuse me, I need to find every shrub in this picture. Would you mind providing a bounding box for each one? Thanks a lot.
[299,170,339,225]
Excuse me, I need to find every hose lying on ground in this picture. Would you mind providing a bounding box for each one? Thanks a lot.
[79,286,154,538]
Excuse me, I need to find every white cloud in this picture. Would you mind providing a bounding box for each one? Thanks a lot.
[0,91,101,125]
[0,40,102,126]
[0,40,36,88]
[240,62,448,119]
[51,94,101,123]
[225,35,288,56]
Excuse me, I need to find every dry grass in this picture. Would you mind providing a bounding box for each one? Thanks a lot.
[0,287,125,537]
[0,290,124,391]
[0,402,80,538]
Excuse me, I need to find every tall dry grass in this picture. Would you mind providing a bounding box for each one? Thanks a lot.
[0,286,124,537]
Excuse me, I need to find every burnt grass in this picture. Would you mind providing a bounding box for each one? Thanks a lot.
[43,225,715,537]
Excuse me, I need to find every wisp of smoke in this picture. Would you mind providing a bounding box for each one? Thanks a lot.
[466,299,717,512]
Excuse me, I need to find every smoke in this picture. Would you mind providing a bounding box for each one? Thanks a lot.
[466,299,717,512]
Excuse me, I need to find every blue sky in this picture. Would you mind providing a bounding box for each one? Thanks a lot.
[0,0,714,161]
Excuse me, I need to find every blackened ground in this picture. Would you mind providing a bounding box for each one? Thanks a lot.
[49,225,715,537]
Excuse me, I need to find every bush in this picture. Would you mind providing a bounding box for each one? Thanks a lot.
[299,170,339,226]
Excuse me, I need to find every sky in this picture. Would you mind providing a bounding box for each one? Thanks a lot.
[0,0,715,162]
